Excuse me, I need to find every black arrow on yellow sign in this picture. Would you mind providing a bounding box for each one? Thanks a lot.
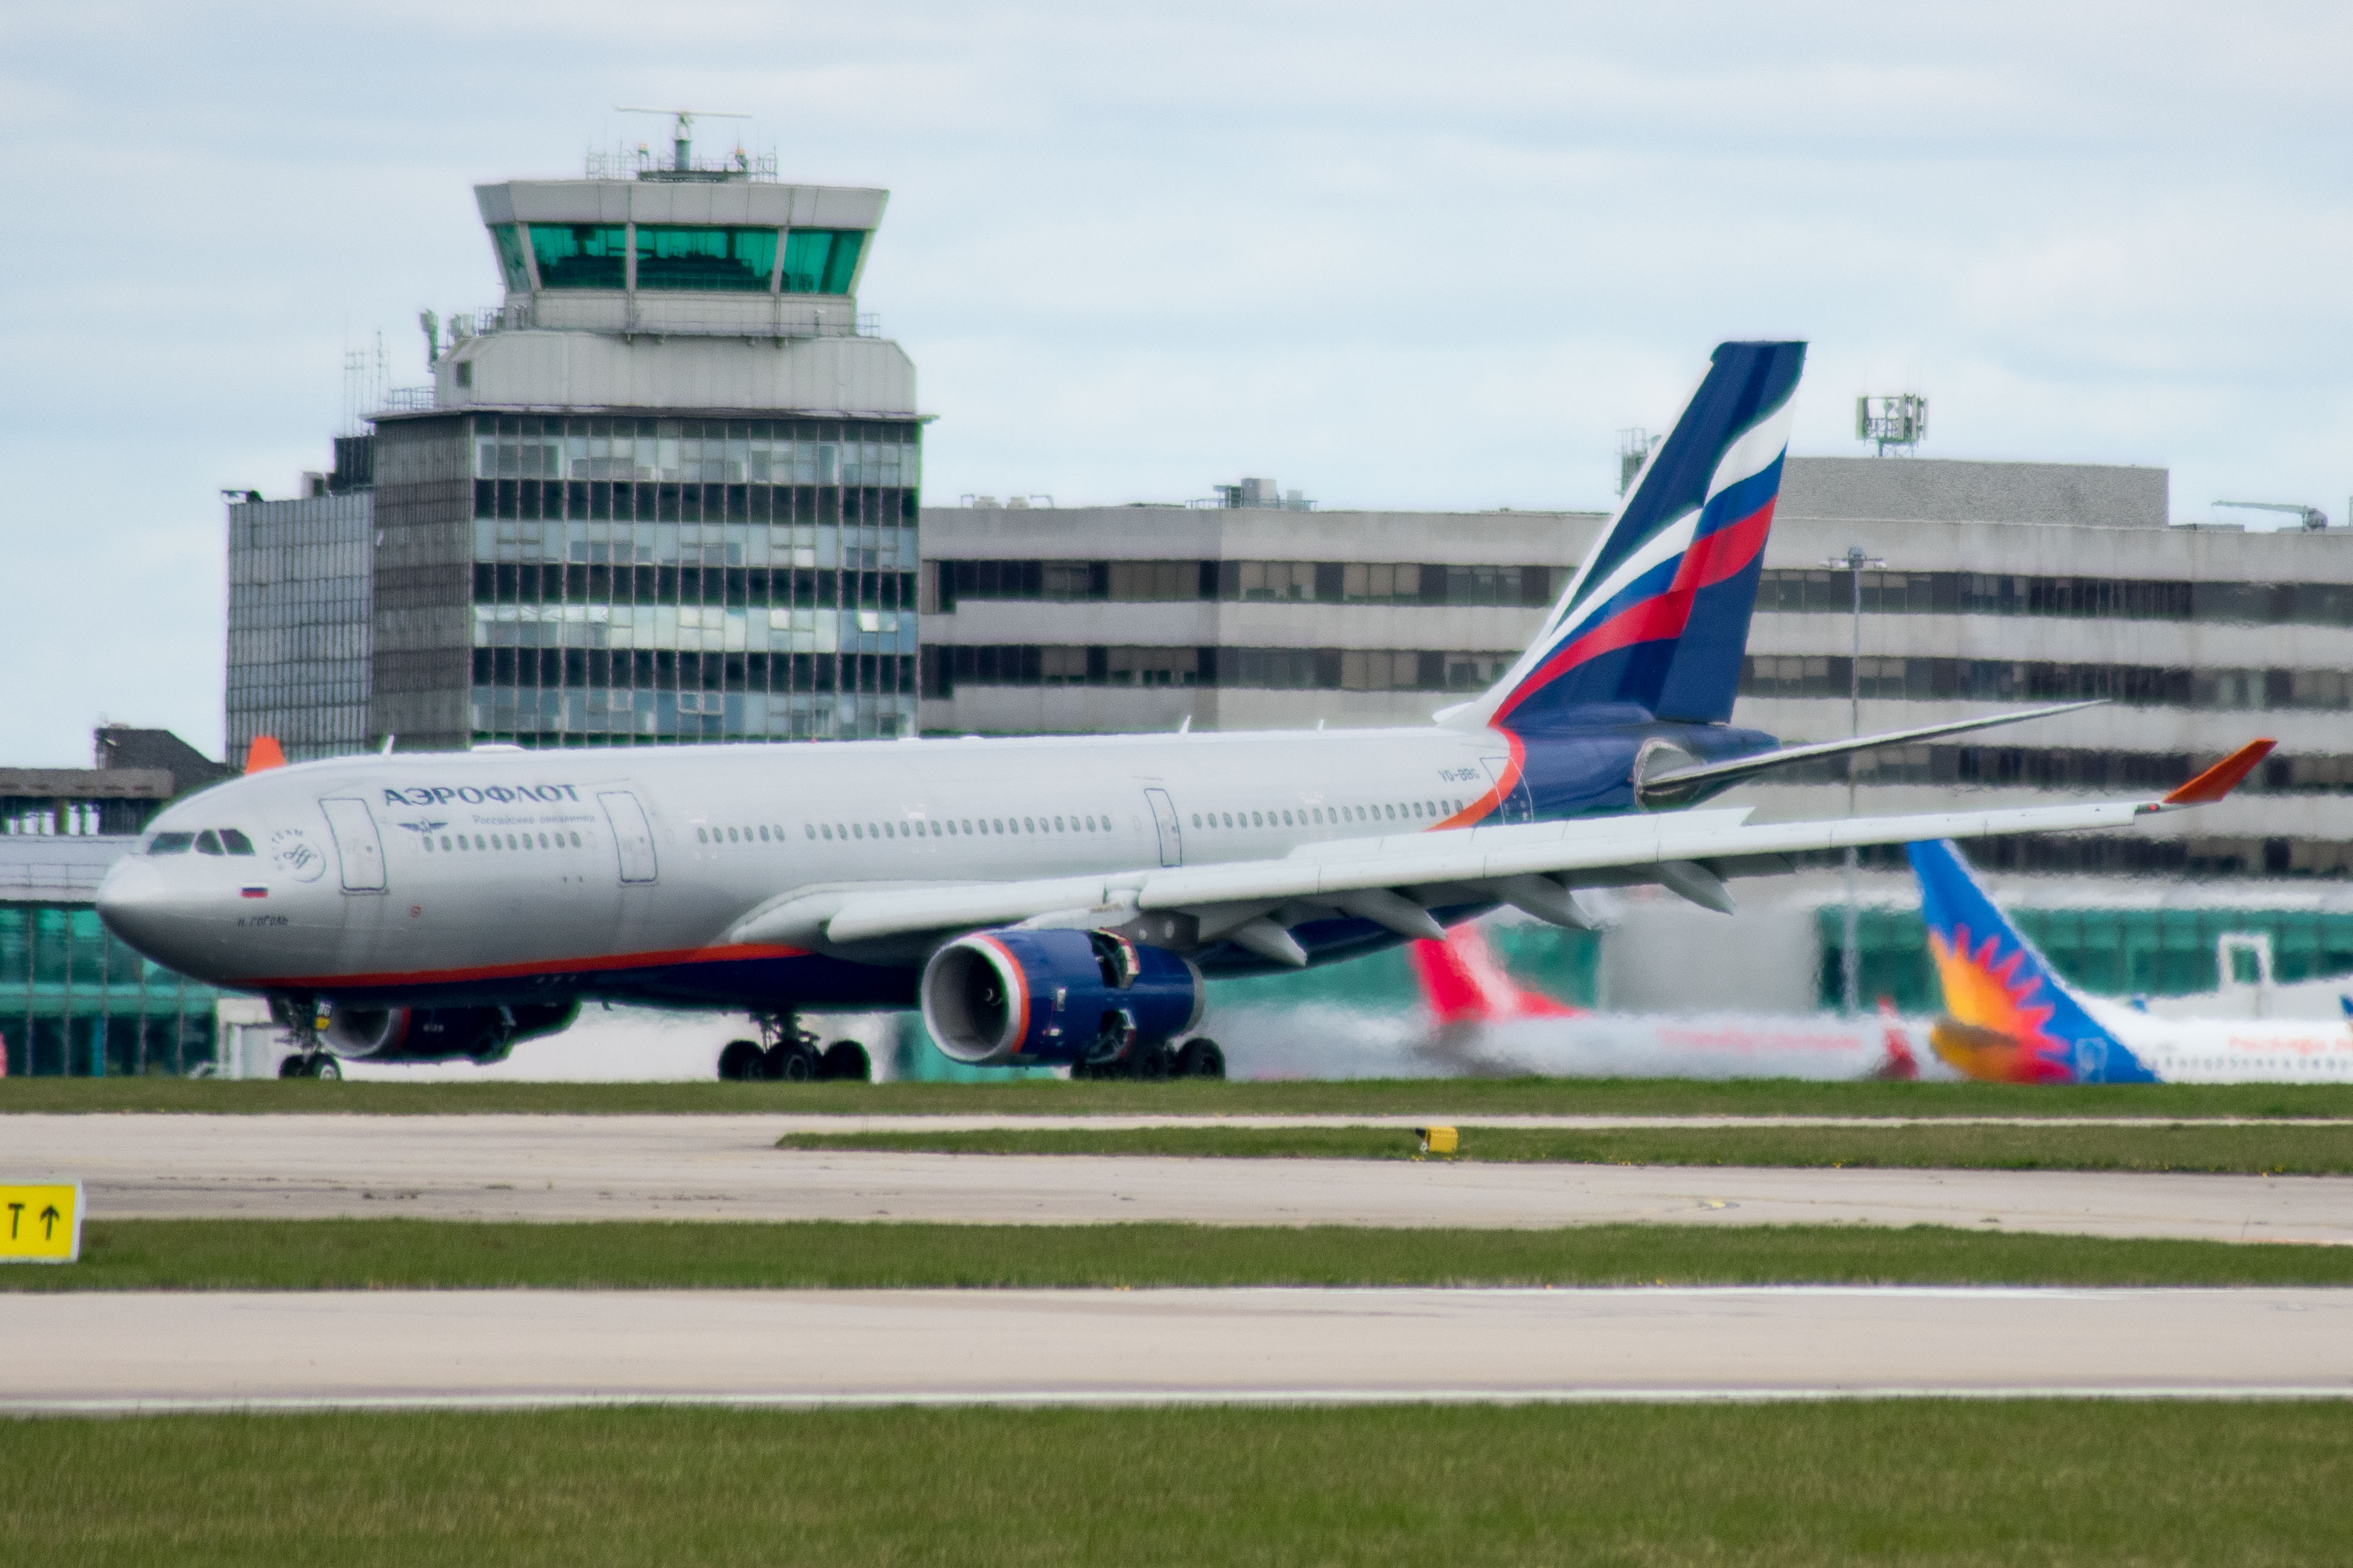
[39,1206,60,1241]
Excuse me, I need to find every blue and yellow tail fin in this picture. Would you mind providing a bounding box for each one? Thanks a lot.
[1907,839,2154,1084]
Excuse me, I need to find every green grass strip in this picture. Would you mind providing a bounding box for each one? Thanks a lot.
[778,1120,2353,1174]
[8,1075,2353,1117]
[5,1402,2352,1566]
[5,1218,2352,1292]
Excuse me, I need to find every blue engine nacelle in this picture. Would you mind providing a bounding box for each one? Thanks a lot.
[921,929,1205,1067]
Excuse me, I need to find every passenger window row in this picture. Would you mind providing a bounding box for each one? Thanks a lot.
[1190,797,1467,832]
[806,813,1114,842]
[699,824,791,845]
[694,813,1118,848]
[424,831,583,852]
[148,830,257,857]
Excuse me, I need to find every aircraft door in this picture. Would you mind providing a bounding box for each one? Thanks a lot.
[318,798,388,893]
[1143,788,1183,868]
[598,791,660,884]
[1478,756,1536,825]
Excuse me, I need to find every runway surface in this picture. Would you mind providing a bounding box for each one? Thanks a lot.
[10,1114,2349,1242]
[4,1287,2346,1411]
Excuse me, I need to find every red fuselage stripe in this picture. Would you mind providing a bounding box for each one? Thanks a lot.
[255,941,812,991]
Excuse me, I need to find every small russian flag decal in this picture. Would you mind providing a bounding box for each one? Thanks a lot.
[240,887,269,899]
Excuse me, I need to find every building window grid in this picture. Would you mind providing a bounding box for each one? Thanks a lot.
[935,559,2353,628]
[463,415,921,747]
[937,559,1554,610]
[1756,568,2353,628]
[1739,655,2353,713]
[922,645,1518,696]
[225,496,372,764]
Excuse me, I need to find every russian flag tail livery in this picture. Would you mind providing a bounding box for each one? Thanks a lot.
[1409,922,1581,1026]
[1456,341,1806,735]
[1907,839,2155,1085]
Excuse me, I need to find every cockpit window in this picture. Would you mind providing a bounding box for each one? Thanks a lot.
[219,828,256,855]
[149,833,194,855]
[195,830,225,855]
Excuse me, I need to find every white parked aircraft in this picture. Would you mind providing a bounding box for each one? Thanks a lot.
[1911,839,2353,1084]
[98,342,2268,1080]
[1402,920,1929,1081]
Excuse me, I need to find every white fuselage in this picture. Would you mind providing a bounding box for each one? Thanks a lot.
[2078,997,2353,1083]
[98,725,1520,1006]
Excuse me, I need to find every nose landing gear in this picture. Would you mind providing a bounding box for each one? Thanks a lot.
[267,994,342,1080]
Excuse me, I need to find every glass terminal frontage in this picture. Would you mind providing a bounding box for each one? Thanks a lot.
[463,413,921,745]
[0,904,221,1077]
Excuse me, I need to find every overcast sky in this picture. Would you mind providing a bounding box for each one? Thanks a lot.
[4,2,2348,765]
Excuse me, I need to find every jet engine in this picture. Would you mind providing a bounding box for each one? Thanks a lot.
[922,929,1204,1067]
[321,1001,579,1065]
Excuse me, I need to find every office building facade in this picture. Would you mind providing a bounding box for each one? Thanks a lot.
[227,489,373,765]
[919,458,2353,885]
[230,149,923,756]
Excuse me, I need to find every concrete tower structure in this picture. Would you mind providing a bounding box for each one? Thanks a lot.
[364,145,922,750]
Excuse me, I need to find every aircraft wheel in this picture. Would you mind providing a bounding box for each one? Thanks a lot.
[278,1054,308,1079]
[820,1041,870,1083]
[717,1039,766,1081]
[764,1042,817,1083]
[1174,1039,1226,1080]
[310,1056,342,1082]
[1131,1041,1172,1081]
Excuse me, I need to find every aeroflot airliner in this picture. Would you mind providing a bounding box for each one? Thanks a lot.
[98,342,2271,1081]
[1910,839,2352,1084]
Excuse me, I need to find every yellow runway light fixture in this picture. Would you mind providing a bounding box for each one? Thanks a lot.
[0,1180,83,1263]
[1416,1126,1459,1157]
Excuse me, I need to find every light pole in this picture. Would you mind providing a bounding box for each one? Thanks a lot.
[1824,545,1886,1016]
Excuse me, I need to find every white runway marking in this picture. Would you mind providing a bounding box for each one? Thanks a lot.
[2,1287,2347,1411]
[11,1114,2349,1243]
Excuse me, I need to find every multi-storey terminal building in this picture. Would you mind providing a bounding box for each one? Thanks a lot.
[921,458,2353,892]
[230,139,923,757]
[226,467,373,766]
[1,728,234,1077]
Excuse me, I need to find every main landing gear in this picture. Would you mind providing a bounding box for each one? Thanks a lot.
[1070,1037,1226,1081]
[718,1013,872,1083]
[269,994,342,1080]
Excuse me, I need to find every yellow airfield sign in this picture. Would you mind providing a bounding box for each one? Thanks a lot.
[0,1180,84,1263]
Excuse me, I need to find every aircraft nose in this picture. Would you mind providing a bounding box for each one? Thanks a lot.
[96,856,193,968]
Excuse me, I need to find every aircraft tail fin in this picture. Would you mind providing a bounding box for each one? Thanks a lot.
[1869,995,1920,1081]
[1906,839,2152,1084]
[1409,923,1581,1026]
[1450,340,1806,735]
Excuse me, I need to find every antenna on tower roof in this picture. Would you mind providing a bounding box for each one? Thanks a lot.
[615,106,750,174]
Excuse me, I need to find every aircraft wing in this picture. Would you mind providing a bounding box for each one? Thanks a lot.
[749,740,2272,964]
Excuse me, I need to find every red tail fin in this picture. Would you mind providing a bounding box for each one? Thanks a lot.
[1871,995,1920,1081]
[1409,923,1580,1025]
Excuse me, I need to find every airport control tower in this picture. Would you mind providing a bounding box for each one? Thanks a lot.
[365,121,922,750]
